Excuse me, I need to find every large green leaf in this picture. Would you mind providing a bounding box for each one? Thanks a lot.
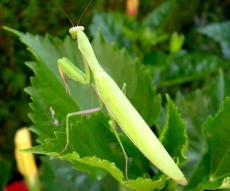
[41,156,106,191]
[160,94,188,165]
[198,21,230,60]
[175,90,211,180]
[155,53,226,87]
[174,71,230,182]
[198,21,230,45]
[185,97,230,190]
[207,70,230,112]
[4,26,168,190]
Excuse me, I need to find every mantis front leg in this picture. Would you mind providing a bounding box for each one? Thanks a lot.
[58,56,94,154]
[58,56,92,93]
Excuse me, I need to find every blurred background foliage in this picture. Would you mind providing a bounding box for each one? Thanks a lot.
[1,0,230,189]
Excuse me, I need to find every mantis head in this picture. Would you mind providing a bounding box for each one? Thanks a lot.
[69,26,85,40]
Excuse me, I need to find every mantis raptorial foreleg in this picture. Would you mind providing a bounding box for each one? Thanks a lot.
[58,57,98,155]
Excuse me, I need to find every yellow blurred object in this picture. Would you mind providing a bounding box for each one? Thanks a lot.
[126,0,139,17]
[15,128,38,186]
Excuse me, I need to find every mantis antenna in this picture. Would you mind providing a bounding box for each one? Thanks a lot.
[54,1,74,27]
[77,0,93,26]
[54,0,93,27]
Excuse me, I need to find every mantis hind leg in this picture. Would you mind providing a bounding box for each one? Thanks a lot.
[59,107,102,156]
[108,82,129,181]
[108,119,129,182]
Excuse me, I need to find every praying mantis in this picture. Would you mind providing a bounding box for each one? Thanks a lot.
[57,8,187,186]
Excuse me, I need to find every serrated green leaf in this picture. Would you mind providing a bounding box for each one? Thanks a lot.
[185,97,230,190]
[4,26,165,190]
[175,71,230,180]
[127,175,167,191]
[175,91,210,180]
[160,94,188,164]
[155,53,226,87]
[207,70,230,112]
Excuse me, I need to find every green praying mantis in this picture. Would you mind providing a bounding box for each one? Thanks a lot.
[57,6,187,186]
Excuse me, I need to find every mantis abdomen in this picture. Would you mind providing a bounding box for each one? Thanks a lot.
[95,71,187,185]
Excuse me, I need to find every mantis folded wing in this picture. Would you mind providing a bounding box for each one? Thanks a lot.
[57,26,187,185]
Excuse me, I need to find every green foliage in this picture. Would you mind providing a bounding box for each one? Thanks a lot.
[2,0,230,190]
[41,156,107,191]
[185,97,230,190]
[89,0,176,56]
[198,21,230,45]
[0,156,11,190]
[198,21,230,61]
[160,94,188,164]
[154,53,227,87]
